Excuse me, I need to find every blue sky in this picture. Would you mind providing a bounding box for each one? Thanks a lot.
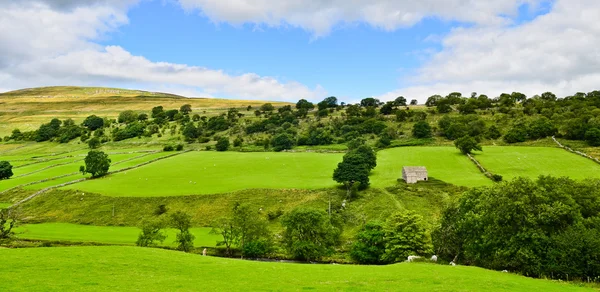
[1,0,598,102]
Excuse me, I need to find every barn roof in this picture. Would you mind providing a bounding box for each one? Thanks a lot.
[403,166,427,173]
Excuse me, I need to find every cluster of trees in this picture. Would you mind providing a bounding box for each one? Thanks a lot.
[422,91,600,146]
[349,211,432,264]
[433,176,600,279]
[136,210,196,252]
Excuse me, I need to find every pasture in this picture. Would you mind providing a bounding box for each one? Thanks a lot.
[0,246,589,291]
[371,147,492,187]
[14,223,219,248]
[474,146,600,181]
[63,151,344,196]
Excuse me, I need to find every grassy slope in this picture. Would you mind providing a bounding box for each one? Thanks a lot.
[0,246,590,292]
[14,223,219,247]
[0,86,290,136]
[474,146,600,180]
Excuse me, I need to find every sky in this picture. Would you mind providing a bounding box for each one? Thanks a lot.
[0,0,599,103]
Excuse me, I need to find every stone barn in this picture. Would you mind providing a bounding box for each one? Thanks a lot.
[402,166,428,184]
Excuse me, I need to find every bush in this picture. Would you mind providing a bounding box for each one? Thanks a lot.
[349,222,386,264]
[267,209,284,221]
[281,208,341,261]
[198,137,211,143]
[491,174,503,182]
[271,133,294,152]
[163,145,174,151]
[0,161,14,180]
[87,137,101,149]
[175,144,184,151]
[242,240,272,258]
[412,121,432,138]
[215,137,230,151]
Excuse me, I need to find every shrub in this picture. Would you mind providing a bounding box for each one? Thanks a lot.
[175,144,184,151]
[0,161,14,180]
[215,137,230,151]
[491,174,503,182]
[412,121,432,138]
[163,145,174,151]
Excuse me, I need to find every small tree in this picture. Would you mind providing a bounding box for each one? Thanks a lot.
[180,104,192,115]
[333,154,370,198]
[118,110,138,124]
[215,137,230,151]
[382,211,432,263]
[454,136,482,155]
[80,151,111,178]
[585,128,600,146]
[87,137,101,149]
[0,208,18,239]
[412,121,432,138]
[271,133,294,152]
[0,161,14,180]
[136,219,167,247]
[171,211,195,252]
[349,221,386,264]
[281,207,341,261]
[82,115,104,131]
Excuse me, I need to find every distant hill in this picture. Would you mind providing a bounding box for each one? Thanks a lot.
[0,86,186,99]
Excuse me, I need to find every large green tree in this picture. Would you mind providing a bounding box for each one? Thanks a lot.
[349,222,386,264]
[0,161,13,180]
[80,151,111,178]
[281,207,341,261]
[454,136,482,154]
[381,211,432,263]
[170,211,195,252]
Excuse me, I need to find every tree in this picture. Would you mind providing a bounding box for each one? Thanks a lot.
[87,137,101,149]
[0,208,18,239]
[281,207,341,261]
[171,211,195,252]
[233,137,244,148]
[349,222,386,264]
[333,154,370,198]
[394,96,407,106]
[80,150,111,178]
[180,104,192,115]
[585,128,600,146]
[82,115,104,131]
[360,97,382,108]
[138,113,148,121]
[271,133,294,152]
[412,121,432,138]
[425,95,442,107]
[486,125,502,140]
[0,161,14,180]
[215,137,230,151]
[260,103,275,112]
[454,136,482,154]
[381,211,432,263]
[318,96,338,110]
[296,99,315,110]
[136,219,167,247]
[410,99,418,106]
[151,106,164,118]
[118,110,138,124]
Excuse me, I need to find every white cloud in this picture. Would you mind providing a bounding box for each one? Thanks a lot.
[176,0,543,37]
[377,0,600,103]
[0,0,325,101]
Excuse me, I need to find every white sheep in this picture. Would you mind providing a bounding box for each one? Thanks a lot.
[407,256,421,262]
[431,255,438,262]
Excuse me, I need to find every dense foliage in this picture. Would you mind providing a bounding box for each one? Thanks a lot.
[434,176,600,279]
[80,151,111,178]
[281,207,341,261]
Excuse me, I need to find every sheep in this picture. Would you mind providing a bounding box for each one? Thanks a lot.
[431,255,438,262]
[407,256,421,262]
[450,261,456,266]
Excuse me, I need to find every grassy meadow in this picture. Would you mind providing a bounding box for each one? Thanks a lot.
[372,147,492,187]
[474,146,600,181]
[14,223,220,247]
[0,246,591,291]
[63,151,344,196]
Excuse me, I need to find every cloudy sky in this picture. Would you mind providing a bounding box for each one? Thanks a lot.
[0,0,598,102]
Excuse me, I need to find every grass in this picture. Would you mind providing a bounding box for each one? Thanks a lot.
[0,246,590,291]
[474,146,600,181]
[63,151,344,196]
[371,147,492,187]
[14,223,220,247]
[0,203,11,209]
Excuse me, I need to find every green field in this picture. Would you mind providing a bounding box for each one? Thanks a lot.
[63,151,344,196]
[372,147,492,187]
[0,246,589,291]
[15,223,220,247]
[0,203,11,209]
[475,146,600,180]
